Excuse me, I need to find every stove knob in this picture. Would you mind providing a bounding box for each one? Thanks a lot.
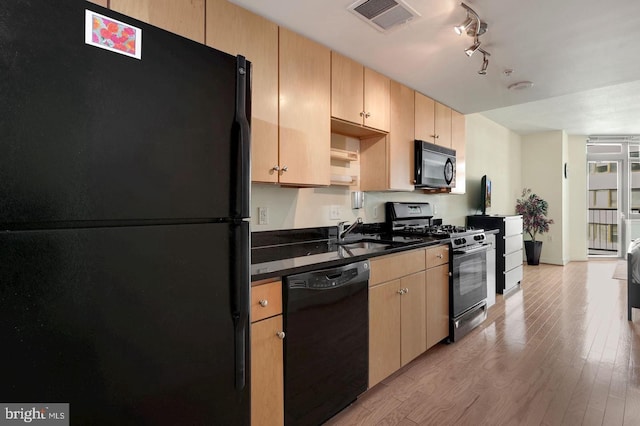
[461,238,467,245]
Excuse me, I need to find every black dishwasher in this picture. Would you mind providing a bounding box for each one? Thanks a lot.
[284,260,370,426]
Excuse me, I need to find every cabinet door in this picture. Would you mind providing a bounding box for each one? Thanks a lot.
[434,102,452,148]
[110,0,205,43]
[414,92,435,143]
[369,280,401,387]
[364,67,390,132]
[251,315,284,426]
[279,28,331,186]
[427,264,450,349]
[400,271,426,366]
[205,0,279,183]
[388,81,415,191]
[331,51,364,125]
[88,0,108,6]
[450,109,466,194]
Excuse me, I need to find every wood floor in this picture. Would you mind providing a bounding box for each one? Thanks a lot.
[326,261,640,426]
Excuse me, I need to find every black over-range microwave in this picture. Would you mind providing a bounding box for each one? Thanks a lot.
[414,140,456,189]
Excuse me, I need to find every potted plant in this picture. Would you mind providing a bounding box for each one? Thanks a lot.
[515,188,554,265]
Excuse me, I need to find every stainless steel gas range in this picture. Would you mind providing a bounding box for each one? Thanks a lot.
[386,202,489,342]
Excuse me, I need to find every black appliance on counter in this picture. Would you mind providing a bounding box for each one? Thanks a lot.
[0,1,251,424]
[414,140,456,188]
[283,261,370,425]
[386,202,489,342]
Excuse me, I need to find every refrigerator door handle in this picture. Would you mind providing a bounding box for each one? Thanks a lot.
[233,55,251,219]
[231,222,250,390]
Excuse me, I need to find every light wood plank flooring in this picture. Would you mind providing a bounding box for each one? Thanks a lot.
[326,261,640,425]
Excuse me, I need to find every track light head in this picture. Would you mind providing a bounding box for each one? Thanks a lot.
[478,57,489,75]
[454,16,473,35]
[464,39,481,57]
[477,49,490,75]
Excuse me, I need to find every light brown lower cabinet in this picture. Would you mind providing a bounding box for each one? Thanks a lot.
[369,270,426,387]
[426,264,450,349]
[251,314,284,426]
[369,246,450,388]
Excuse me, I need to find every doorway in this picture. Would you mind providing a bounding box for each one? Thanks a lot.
[587,161,621,257]
[587,161,620,256]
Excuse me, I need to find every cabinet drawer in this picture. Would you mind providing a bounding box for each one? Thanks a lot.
[505,216,523,237]
[504,234,523,254]
[251,281,282,322]
[426,245,450,269]
[504,264,523,290]
[370,249,426,286]
[505,250,522,272]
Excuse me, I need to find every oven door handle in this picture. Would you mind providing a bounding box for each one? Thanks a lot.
[454,244,490,255]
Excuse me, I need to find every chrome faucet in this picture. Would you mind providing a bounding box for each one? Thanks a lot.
[338,217,363,242]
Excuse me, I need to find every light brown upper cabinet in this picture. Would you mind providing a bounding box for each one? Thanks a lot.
[331,52,390,133]
[415,92,452,148]
[205,0,279,183]
[360,80,414,191]
[87,0,108,7]
[387,81,415,191]
[434,102,452,148]
[450,110,466,194]
[414,92,435,144]
[279,28,331,187]
[109,0,205,43]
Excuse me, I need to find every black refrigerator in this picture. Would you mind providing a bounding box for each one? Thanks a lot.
[0,1,251,424]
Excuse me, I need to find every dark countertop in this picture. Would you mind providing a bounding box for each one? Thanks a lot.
[250,226,501,282]
[251,232,446,282]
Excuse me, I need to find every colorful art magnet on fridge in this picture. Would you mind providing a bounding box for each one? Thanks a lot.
[85,10,142,59]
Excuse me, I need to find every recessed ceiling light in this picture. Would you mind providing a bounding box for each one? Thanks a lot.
[508,81,534,90]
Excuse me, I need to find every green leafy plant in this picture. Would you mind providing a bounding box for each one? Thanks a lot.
[515,188,554,242]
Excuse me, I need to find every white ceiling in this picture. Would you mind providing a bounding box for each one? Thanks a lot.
[230,0,640,136]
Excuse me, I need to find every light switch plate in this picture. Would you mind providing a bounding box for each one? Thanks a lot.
[329,205,341,220]
[258,207,269,225]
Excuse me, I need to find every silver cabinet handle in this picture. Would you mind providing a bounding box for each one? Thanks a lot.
[437,254,443,259]
[258,299,268,308]
[365,112,371,118]
[403,287,409,294]
[276,331,285,340]
[397,289,405,295]
[281,166,288,172]
[272,165,280,172]
[359,111,365,117]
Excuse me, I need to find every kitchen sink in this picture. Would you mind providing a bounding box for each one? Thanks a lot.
[338,241,391,250]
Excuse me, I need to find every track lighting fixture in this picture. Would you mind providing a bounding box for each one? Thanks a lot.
[454,2,493,75]
[464,38,481,57]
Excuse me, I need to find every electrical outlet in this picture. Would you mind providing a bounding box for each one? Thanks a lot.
[330,205,341,220]
[258,207,269,225]
[373,206,378,219]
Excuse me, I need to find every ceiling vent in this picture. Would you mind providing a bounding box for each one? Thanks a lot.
[348,0,420,33]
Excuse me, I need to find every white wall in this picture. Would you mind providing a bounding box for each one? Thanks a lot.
[521,131,566,265]
[567,135,588,262]
[250,114,522,232]
[464,114,522,216]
